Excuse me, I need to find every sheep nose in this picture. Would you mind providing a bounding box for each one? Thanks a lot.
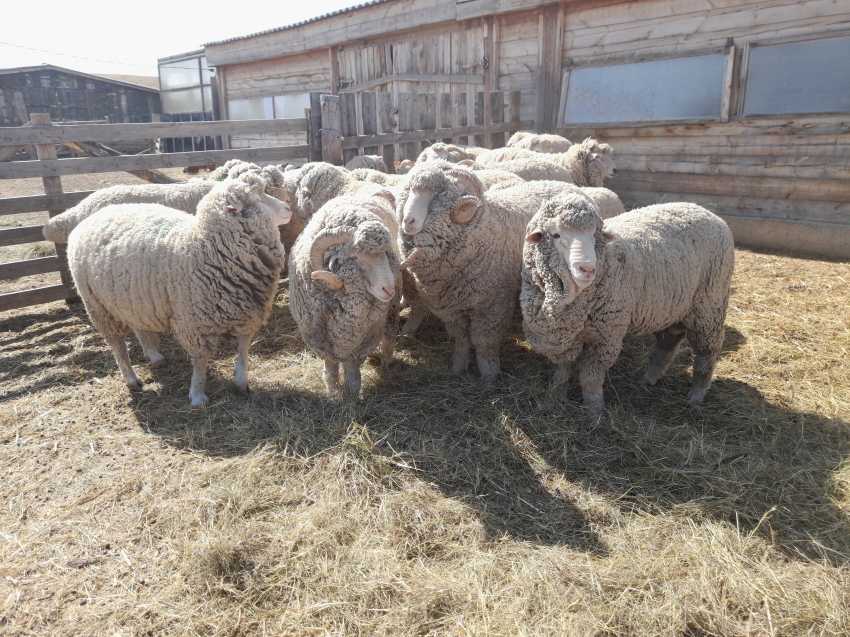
[382,284,395,298]
[579,265,595,277]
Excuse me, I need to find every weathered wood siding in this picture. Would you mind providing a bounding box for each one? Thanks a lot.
[496,11,539,123]
[223,51,330,150]
[558,0,850,256]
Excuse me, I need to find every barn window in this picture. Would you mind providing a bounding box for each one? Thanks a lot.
[159,53,215,115]
[741,35,850,117]
[228,97,274,120]
[559,50,734,126]
[272,93,311,119]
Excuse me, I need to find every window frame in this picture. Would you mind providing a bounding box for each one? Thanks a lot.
[737,32,850,120]
[557,47,736,129]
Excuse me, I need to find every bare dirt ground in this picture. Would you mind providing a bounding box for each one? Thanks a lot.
[1,170,849,635]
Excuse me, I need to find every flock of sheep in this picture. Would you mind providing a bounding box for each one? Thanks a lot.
[43,131,735,416]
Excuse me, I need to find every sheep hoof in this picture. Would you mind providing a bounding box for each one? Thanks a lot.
[190,393,209,407]
[237,384,251,397]
[687,388,707,403]
[125,376,144,390]
[643,372,659,386]
[147,353,165,365]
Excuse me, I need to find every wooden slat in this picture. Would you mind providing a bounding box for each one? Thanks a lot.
[490,91,505,148]
[558,117,850,139]
[321,95,343,166]
[340,92,359,164]
[455,92,469,146]
[0,256,67,281]
[377,92,396,173]
[0,191,93,217]
[609,170,850,202]
[614,155,850,181]
[340,119,536,150]
[587,136,849,157]
[0,145,311,180]
[0,225,48,248]
[361,92,379,156]
[440,92,453,144]
[63,141,179,184]
[398,92,416,161]
[0,118,309,146]
[0,144,24,162]
[309,92,324,162]
[508,90,522,139]
[0,284,77,313]
[419,92,437,150]
[340,73,485,93]
[473,92,486,148]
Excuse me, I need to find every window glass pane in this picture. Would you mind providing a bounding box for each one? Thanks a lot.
[159,61,200,90]
[273,93,311,118]
[162,88,203,113]
[563,54,728,125]
[203,86,212,112]
[229,97,273,120]
[200,56,215,86]
[743,36,850,117]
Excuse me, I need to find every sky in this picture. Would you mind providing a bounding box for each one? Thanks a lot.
[1,0,361,78]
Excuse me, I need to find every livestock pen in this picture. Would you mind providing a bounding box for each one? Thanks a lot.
[1,98,849,635]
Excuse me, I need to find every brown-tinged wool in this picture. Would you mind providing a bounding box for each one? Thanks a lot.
[67,172,286,372]
[506,131,573,153]
[397,162,582,381]
[521,196,734,412]
[549,137,615,187]
[288,193,402,393]
[42,159,283,243]
[344,154,389,172]
[416,143,487,164]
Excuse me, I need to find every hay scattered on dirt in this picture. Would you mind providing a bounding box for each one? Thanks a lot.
[1,248,849,636]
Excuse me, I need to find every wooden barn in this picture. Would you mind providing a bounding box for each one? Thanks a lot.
[0,64,161,126]
[199,0,848,258]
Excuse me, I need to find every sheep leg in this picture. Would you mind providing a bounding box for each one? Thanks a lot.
[444,315,472,375]
[471,307,513,385]
[578,342,622,418]
[643,324,686,386]
[322,359,340,392]
[686,324,725,403]
[106,336,143,390]
[234,334,251,395]
[342,358,362,397]
[188,356,210,407]
[551,362,572,390]
[133,329,164,365]
[380,290,402,367]
[400,303,429,337]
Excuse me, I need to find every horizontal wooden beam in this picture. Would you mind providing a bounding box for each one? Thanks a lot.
[0,284,77,313]
[0,191,94,217]
[0,118,309,146]
[0,225,47,248]
[340,120,534,150]
[341,73,485,93]
[0,144,24,162]
[0,145,310,179]
[0,255,67,281]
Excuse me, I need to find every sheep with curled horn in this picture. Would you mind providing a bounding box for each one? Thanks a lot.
[288,192,402,397]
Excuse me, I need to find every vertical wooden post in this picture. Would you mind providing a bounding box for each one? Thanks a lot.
[361,92,379,157]
[473,91,485,148]
[31,113,77,302]
[398,92,415,161]
[320,94,343,165]
[14,92,36,159]
[377,91,396,173]
[454,92,468,146]
[440,92,453,144]
[329,47,340,96]
[419,92,436,151]
[340,92,358,165]
[508,90,521,140]
[490,91,505,149]
[535,4,564,133]
[149,113,160,155]
[308,92,324,162]
[483,16,494,149]
[216,66,231,150]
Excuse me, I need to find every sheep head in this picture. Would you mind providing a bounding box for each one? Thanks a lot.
[578,138,617,186]
[309,223,396,301]
[401,161,484,235]
[525,191,611,306]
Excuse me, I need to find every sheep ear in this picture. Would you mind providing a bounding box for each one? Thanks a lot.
[451,196,481,224]
[458,159,475,167]
[224,203,244,215]
[311,270,344,290]
[602,231,616,244]
[525,230,544,244]
[373,188,396,208]
[589,152,599,161]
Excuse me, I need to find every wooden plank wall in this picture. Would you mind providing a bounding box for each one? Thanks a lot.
[556,0,850,256]
[223,50,331,150]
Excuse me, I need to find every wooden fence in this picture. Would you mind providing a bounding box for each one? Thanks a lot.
[0,89,530,313]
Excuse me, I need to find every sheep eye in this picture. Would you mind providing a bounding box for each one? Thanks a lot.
[552,233,560,239]
[350,255,358,261]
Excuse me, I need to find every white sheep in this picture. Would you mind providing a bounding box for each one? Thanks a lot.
[43,159,280,243]
[506,131,572,153]
[397,161,583,382]
[67,172,292,406]
[349,168,408,188]
[521,193,734,416]
[416,143,487,164]
[288,192,402,396]
[345,154,389,172]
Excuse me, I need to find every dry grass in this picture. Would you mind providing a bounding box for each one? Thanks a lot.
[1,248,849,636]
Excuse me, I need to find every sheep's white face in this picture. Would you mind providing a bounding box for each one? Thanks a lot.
[258,192,292,226]
[333,250,396,301]
[527,220,598,289]
[595,152,617,179]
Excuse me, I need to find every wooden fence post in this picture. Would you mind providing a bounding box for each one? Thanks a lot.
[340,92,358,165]
[419,92,436,152]
[454,92,468,146]
[398,92,415,161]
[377,92,396,173]
[308,92,324,162]
[31,113,78,303]
[440,93,453,144]
[361,92,379,158]
[473,91,486,148]
[508,90,521,140]
[490,91,505,149]
[320,94,343,166]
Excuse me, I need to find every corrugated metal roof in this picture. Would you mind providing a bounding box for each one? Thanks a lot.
[203,0,395,47]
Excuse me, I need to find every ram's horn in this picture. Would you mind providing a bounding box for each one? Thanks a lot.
[399,248,422,269]
[309,226,356,272]
[311,270,344,290]
[451,167,483,198]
